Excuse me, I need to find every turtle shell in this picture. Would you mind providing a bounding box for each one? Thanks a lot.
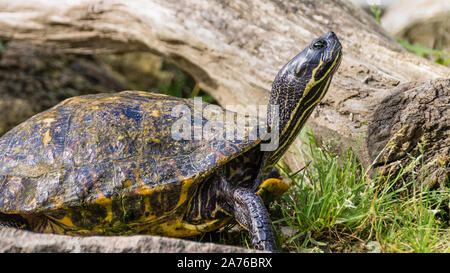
[0,91,260,233]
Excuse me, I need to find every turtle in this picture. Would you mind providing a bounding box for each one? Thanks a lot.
[0,31,342,252]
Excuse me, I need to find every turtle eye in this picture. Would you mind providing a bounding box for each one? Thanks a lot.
[313,40,327,49]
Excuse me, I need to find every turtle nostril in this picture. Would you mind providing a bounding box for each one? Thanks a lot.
[327,31,336,38]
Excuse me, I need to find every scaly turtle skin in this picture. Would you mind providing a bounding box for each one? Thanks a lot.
[0,31,342,252]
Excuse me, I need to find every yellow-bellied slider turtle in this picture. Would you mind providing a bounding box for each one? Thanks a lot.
[0,31,342,252]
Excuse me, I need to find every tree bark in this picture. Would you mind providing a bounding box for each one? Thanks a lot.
[0,0,448,184]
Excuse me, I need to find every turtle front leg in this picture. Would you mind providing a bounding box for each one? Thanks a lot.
[220,185,277,252]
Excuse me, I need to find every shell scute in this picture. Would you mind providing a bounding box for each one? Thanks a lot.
[63,100,143,166]
[114,157,158,193]
[0,108,71,177]
[156,155,197,185]
[0,176,37,212]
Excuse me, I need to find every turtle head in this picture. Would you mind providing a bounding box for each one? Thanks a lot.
[265,31,342,164]
[276,31,342,85]
[297,31,342,81]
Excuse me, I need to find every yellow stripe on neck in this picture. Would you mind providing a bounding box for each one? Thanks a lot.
[269,52,340,163]
[279,56,324,138]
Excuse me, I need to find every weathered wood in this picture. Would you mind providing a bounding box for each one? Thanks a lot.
[369,79,449,186]
[0,0,448,182]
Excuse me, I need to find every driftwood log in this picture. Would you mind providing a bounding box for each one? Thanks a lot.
[0,0,448,181]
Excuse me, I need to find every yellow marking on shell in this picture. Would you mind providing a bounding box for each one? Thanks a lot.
[96,195,113,223]
[152,221,202,237]
[141,196,157,221]
[42,129,52,145]
[179,219,227,233]
[96,195,112,206]
[174,178,196,209]
[49,214,76,229]
[134,185,155,196]
[149,218,231,237]
[150,109,161,118]
[123,179,133,189]
[151,137,160,143]
[257,178,291,200]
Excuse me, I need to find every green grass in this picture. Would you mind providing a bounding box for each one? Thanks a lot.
[272,131,449,253]
[397,39,450,66]
[157,66,214,103]
[370,5,382,25]
[193,130,449,253]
